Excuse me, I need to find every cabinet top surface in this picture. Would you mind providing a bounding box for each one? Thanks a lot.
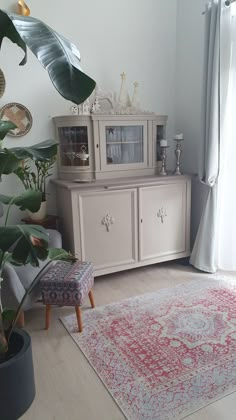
[52,174,192,191]
[53,114,168,122]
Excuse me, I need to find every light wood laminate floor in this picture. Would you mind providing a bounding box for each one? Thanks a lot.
[21,262,236,420]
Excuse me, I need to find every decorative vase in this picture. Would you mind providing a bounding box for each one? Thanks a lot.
[28,200,47,221]
[0,329,35,420]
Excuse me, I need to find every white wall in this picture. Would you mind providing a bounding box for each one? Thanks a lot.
[175,0,207,243]
[0,0,178,222]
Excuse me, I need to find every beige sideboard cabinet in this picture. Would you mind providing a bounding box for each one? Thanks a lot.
[52,175,191,277]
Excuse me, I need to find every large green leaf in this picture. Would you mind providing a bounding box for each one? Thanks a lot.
[0,121,16,141]
[48,248,77,262]
[0,10,26,64]
[0,10,96,104]
[0,148,20,175]
[0,190,42,212]
[2,309,15,323]
[0,139,58,176]
[0,224,49,266]
[9,139,58,161]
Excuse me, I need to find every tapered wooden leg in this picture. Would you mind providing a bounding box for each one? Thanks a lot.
[88,290,95,308]
[45,304,51,330]
[17,311,25,328]
[75,306,83,333]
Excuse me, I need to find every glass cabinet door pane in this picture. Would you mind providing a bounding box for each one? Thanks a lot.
[106,125,144,165]
[155,125,164,162]
[58,126,89,167]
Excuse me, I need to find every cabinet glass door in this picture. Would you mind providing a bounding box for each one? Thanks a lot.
[58,126,89,167]
[99,120,148,171]
[105,125,144,165]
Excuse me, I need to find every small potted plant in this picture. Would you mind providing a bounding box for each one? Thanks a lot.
[15,152,57,220]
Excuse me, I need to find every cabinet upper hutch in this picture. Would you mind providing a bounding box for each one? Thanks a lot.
[53,113,167,182]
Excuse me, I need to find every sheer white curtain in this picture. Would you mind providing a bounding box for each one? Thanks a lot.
[217,3,236,270]
[190,0,236,273]
[190,0,221,273]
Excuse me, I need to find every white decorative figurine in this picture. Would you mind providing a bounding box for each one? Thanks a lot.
[70,105,79,115]
[82,99,91,115]
[91,97,101,113]
[118,72,131,109]
[131,81,141,111]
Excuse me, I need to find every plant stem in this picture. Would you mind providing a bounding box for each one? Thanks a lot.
[8,258,53,340]
[0,277,3,314]
[4,201,14,226]
[0,252,4,272]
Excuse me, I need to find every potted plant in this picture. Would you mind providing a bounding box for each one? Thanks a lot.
[0,9,95,419]
[15,153,57,220]
[0,120,75,419]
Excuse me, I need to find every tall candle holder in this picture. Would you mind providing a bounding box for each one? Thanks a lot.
[173,135,184,175]
[160,146,169,176]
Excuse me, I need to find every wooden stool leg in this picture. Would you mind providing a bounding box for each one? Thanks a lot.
[75,306,83,333]
[45,304,51,330]
[88,290,95,308]
[17,311,25,328]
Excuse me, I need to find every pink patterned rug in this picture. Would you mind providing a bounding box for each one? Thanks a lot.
[61,279,236,420]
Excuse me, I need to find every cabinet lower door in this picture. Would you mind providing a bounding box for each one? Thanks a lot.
[78,189,137,270]
[139,183,188,261]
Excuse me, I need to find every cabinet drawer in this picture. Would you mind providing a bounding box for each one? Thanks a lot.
[139,183,188,261]
[77,189,137,270]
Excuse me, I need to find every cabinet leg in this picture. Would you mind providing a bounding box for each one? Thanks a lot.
[75,306,83,332]
[88,290,95,309]
[45,304,51,330]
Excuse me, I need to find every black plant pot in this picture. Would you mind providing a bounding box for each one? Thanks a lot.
[0,329,35,420]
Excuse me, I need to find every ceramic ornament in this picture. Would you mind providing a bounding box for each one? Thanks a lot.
[118,72,131,108]
[131,81,141,111]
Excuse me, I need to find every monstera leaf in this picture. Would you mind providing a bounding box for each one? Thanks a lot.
[0,10,96,104]
[0,224,49,266]
[0,121,16,142]
[0,190,42,212]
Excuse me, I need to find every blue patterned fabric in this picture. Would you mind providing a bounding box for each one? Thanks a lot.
[40,261,94,306]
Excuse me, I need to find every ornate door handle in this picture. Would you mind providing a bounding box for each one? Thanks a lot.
[157,208,167,224]
[101,214,115,232]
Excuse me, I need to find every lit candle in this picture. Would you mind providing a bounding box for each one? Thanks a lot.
[174,133,184,140]
[160,139,168,147]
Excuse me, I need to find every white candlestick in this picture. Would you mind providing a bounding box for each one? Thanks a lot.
[174,133,184,140]
[160,139,168,147]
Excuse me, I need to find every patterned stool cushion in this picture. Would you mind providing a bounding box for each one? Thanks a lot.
[40,261,94,306]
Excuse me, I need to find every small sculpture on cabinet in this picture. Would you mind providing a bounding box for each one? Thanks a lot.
[118,72,131,110]
[131,81,141,112]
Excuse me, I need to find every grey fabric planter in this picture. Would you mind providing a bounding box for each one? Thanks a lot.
[0,329,35,420]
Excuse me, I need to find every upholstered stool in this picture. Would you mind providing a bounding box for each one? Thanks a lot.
[40,260,95,332]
